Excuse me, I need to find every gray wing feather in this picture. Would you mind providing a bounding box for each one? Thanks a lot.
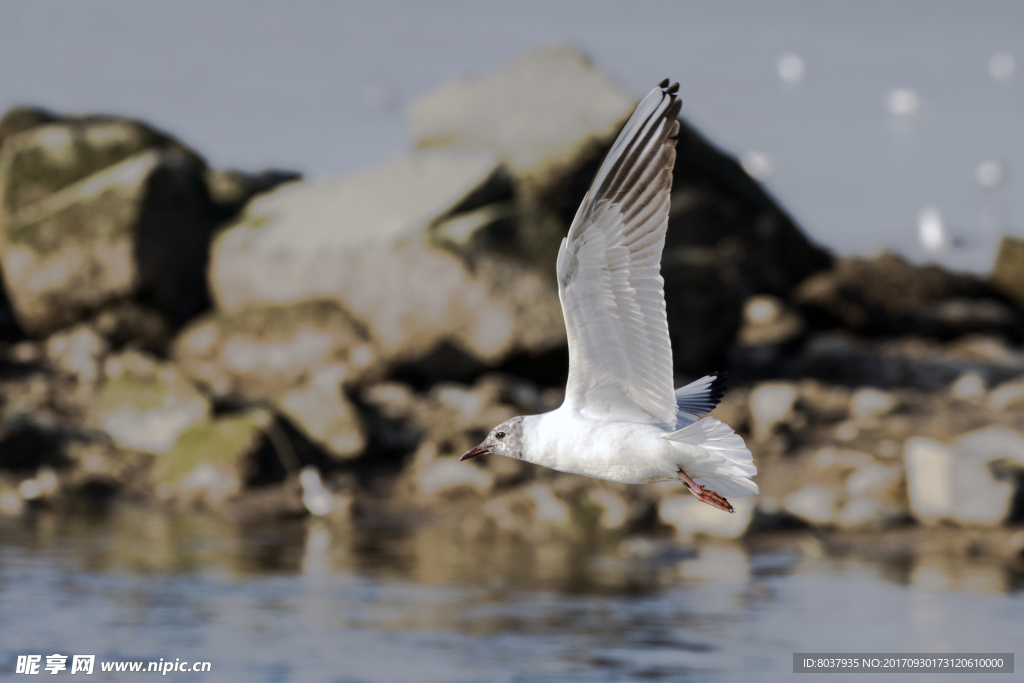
[557,83,682,427]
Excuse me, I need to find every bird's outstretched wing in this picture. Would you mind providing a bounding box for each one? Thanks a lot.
[556,81,682,428]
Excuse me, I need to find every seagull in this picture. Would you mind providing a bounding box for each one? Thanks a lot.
[461,80,758,512]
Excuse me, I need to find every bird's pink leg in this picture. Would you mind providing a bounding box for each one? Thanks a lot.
[677,467,734,513]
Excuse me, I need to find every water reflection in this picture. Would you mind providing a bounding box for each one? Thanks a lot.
[1,511,1022,682]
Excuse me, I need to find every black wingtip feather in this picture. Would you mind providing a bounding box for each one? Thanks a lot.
[659,78,670,88]
[707,371,728,405]
[667,82,680,95]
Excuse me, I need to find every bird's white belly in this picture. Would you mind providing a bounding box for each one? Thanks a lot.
[530,411,678,484]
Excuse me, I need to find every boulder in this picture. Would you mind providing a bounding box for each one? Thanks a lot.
[989,377,1024,411]
[658,494,755,539]
[991,236,1024,309]
[0,106,56,148]
[44,323,109,387]
[795,252,1021,340]
[276,367,366,461]
[784,485,842,526]
[849,387,897,421]
[94,350,210,454]
[172,300,377,401]
[204,167,301,219]
[414,457,494,498]
[749,381,798,438]
[208,149,565,366]
[904,433,1024,527]
[788,332,1024,389]
[155,408,274,506]
[409,45,636,216]
[479,482,573,541]
[0,115,218,335]
[411,46,832,375]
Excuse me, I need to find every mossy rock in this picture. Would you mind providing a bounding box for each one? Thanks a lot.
[0,116,200,213]
[171,299,378,401]
[96,350,210,454]
[156,409,273,485]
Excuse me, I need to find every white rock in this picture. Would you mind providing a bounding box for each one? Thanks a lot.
[784,485,841,526]
[587,488,629,530]
[904,436,1018,526]
[956,426,1024,467]
[950,372,987,400]
[408,45,636,193]
[814,447,874,471]
[528,483,571,527]
[988,377,1024,411]
[44,323,109,385]
[416,459,494,497]
[276,367,366,461]
[749,382,798,438]
[846,463,902,498]
[838,498,887,529]
[209,150,564,366]
[850,387,897,420]
[96,350,210,454]
[658,494,754,539]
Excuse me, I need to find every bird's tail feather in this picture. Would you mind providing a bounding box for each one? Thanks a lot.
[662,417,759,497]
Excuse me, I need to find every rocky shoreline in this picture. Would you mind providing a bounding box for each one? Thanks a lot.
[1,46,1023,555]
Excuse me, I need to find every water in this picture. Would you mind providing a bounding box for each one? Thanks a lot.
[1,511,1021,682]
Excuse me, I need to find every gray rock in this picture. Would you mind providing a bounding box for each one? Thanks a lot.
[172,300,376,401]
[849,387,897,420]
[276,366,366,461]
[991,235,1024,309]
[204,167,301,215]
[794,252,1007,338]
[411,45,832,376]
[0,106,56,148]
[44,323,109,386]
[409,45,636,209]
[736,294,804,347]
[949,372,988,401]
[658,494,755,538]
[586,487,632,530]
[208,150,564,366]
[0,116,217,335]
[904,434,1021,527]
[477,483,574,541]
[784,485,842,526]
[838,463,905,529]
[94,350,210,454]
[788,332,1024,389]
[989,377,1024,411]
[155,408,274,506]
[749,382,798,438]
[415,458,494,498]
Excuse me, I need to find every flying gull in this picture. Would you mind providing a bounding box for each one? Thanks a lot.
[461,80,757,512]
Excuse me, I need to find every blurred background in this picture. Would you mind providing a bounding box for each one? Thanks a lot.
[1,1,1023,681]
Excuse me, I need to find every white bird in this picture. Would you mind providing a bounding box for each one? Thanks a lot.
[460,80,758,512]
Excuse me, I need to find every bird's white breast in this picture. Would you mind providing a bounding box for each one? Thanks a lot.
[523,407,677,484]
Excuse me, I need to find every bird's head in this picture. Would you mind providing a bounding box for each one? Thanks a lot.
[460,416,525,462]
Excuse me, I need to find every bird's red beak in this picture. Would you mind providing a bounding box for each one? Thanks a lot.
[460,444,490,461]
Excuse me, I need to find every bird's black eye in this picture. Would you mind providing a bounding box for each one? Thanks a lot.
[496,432,506,439]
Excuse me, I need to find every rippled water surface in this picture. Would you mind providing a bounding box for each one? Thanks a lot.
[1,512,1021,682]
